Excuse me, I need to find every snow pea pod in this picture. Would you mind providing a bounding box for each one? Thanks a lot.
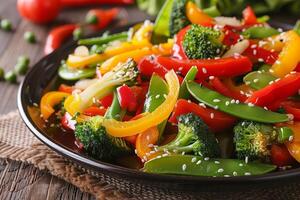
[179,66,198,99]
[105,91,125,121]
[243,27,279,39]
[58,64,95,80]
[78,32,128,46]
[143,155,276,177]
[187,81,289,123]
[243,71,276,90]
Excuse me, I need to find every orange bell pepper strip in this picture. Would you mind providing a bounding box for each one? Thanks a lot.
[102,70,179,137]
[185,1,214,26]
[40,91,70,120]
[262,35,285,52]
[285,122,300,162]
[271,31,300,78]
[132,20,153,42]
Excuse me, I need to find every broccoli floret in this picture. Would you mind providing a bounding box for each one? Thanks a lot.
[234,121,278,161]
[75,116,131,161]
[158,113,220,157]
[169,0,190,36]
[183,24,224,59]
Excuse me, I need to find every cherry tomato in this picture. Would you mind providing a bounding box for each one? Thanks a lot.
[17,0,61,24]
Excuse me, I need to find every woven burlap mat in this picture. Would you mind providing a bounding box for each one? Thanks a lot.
[1,111,300,200]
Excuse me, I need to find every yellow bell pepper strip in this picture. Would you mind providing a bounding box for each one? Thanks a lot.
[132,20,153,42]
[271,31,300,78]
[66,53,108,69]
[102,70,179,137]
[40,91,70,120]
[104,40,152,56]
[186,1,214,26]
[100,41,173,75]
[262,34,286,52]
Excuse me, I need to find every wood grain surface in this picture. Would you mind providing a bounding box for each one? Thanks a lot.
[0,1,298,199]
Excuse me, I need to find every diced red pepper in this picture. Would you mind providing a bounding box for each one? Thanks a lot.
[157,56,252,79]
[169,99,237,132]
[271,144,295,167]
[242,6,258,25]
[222,28,241,46]
[246,72,300,107]
[244,43,279,65]
[98,93,114,108]
[172,26,190,60]
[117,85,138,112]
[282,101,300,121]
[58,84,73,94]
[83,106,106,116]
[61,112,76,131]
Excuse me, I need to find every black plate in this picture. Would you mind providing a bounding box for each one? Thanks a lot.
[17,22,300,193]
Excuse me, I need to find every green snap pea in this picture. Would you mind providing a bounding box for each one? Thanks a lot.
[278,127,294,143]
[4,71,17,83]
[58,64,95,80]
[243,71,276,90]
[78,32,128,46]
[257,15,270,23]
[242,27,279,39]
[179,66,198,99]
[203,6,221,17]
[105,91,125,121]
[1,19,12,31]
[187,81,289,123]
[73,28,83,40]
[143,155,276,177]
[86,14,98,25]
[15,56,30,75]
[90,44,107,54]
[24,31,36,43]
[0,68,4,80]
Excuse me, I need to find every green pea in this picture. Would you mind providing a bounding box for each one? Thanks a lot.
[86,14,98,25]
[4,71,17,83]
[0,68,4,80]
[278,127,294,143]
[73,28,83,40]
[24,31,36,43]
[15,56,30,75]
[0,19,12,31]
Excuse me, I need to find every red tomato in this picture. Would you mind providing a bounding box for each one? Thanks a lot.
[17,0,61,24]
[271,144,295,167]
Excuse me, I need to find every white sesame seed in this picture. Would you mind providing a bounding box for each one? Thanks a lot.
[289,135,294,141]
[225,101,230,106]
[239,163,243,167]
[213,99,221,103]
[134,149,137,154]
[287,114,294,121]
[196,160,202,165]
[33,103,38,107]
[181,151,185,155]
[231,100,235,104]
[217,168,224,173]
[224,175,230,177]
[209,76,215,80]
[253,79,259,83]
[235,100,240,104]
[182,164,187,171]
[245,156,249,164]
[214,161,220,164]
[155,94,160,99]
[248,103,254,107]
[258,58,264,62]
[199,103,206,108]
[233,171,238,176]
[204,157,210,161]
[191,157,197,163]
[202,68,207,74]
[253,50,257,55]
[210,113,214,119]
[214,105,219,110]
[244,172,251,176]
[275,60,281,65]
[163,94,167,99]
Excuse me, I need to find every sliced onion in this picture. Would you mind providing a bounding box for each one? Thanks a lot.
[74,78,99,90]
[74,46,89,57]
[222,40,250,58]
[215,17,241,27]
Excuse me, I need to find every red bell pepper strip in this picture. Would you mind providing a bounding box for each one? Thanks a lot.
[98,93,114,108]
[61,112,76,131]
[117,85,138,112]
[169,99,237,133]
[157,56,252,79]
[86,8,120,30]
[44,24,78,55]
[246,72,300,107]
[58,84,73,94]
[172,26,190,60]
[271,144,295,167]
[83,106,106,116]
[210,77,247,102]
[61,0,134,7]
[294,63,300,72]
[244,44,278,65]
[222,28,241,46]
[242,6,258,25]
[282,101,300,121]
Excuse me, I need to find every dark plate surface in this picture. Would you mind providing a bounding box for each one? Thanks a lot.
[17,22,300,192]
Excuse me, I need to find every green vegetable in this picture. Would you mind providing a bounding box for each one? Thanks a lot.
[187,81,289,123]
[278,127,293,143]
[169,0,190,36]
[4,71,17,83]
[243,70,276,90]
[234,121,278,161]
[158,113,220,157]
[257,15,270,23]
[137,0,165,16]
[203,6,221,17]
[58,64,96,80]
[105,91,125,121]
[143,155,276,177]
[74,116,131,161]
[294,20,300,36]
[242,27,279,39]
[24,31,36,43]
[183,24,224,59]
[143,74,168,136]
[73,28,83,40]
[179,66,198,99]
[0,68,4,80]
[78,32,128,46]
[86,13,98,25]
[0,19,12,31]
[15,56,30,75]
[90,44,107,54]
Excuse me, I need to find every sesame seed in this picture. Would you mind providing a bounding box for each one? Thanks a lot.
[134,149,137,154]
[253,79,259,83]
[275,60,281,65]
[217,168,224,173]
[182,164,187,171]
[233,171,238,176]
[268,81,274,85]
[288,114,294,121]
[163,94,167,99]
[248,103,254,107]
[251,44,257,49]
[196,160,202,165]
[202,68,207,74]
[225,101,230,106]
[235,100,240,104]
[214,105,219,110]
[214,161,220,164]
[244,172,251,176]
[199,103,206,108]
[245,156,249,164]
[245,81,251,85]
[187,100,192,103]
[162,153,168,157]
[289,135,294,141]
[210,113,214,119]
[33,103,38,107]
[253,50,257,55]
[263,106,268,110]
[224,175,230,177]
[230,99,235,104]
[181,151,185,155]
[204,157,209,161]
[155,94,160,99]
[209,76,215,80]
[239,163,243,167]
[213,99,221,103]
[191,157,197,163]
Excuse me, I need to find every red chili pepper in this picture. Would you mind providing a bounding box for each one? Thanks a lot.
[83,106,106,116]
[61,0,134,7]
[246,72,300,107]
[172,26,190,59]
[282,101,300,121]
[156,56,252,79]
[44,24,78,55]
[242,6,258,25]
[86,8,120,30]
[117,85,138,112]
[271,144,295,167]
[169,99,237,133]
[58,84,73,94]
[61,112,76,131]
[210,77,247,102]
[244,43,278,65]
[98,93,114,108]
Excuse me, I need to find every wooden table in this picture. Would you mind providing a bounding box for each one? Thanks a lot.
[0,1,298,199]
